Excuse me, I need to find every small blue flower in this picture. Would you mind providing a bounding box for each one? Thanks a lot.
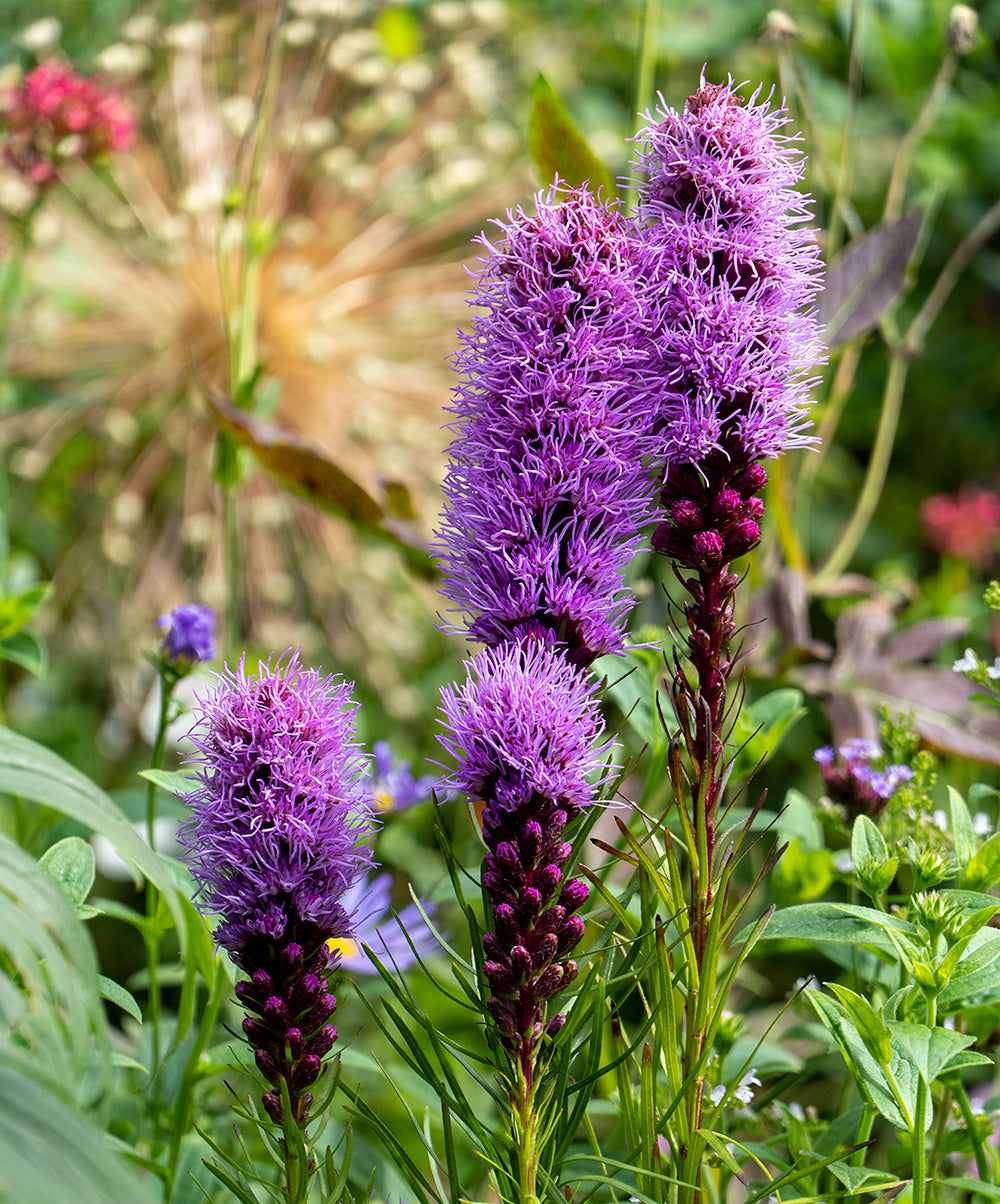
[158,603,216,665]
[368,741,438,812]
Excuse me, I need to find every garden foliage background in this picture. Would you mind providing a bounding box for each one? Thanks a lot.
[2,0,1000,1201]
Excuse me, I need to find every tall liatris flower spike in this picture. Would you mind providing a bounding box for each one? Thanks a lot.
[636,78,822,803]
[0,59,136,185]
[436,184,660,667]
[181,651,374,1127]
[440,639,609,1073]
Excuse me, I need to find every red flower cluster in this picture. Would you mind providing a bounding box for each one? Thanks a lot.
[920,483,1000,568]
[0,59,136,185]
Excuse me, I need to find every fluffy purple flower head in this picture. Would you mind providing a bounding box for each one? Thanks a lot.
[440,638,606,1067]
[181,650,374,955]
[440,638,611,819]
[331,872,443,973]
[158,603,215,666]
[435,184,661,665]
[635,78,823,471]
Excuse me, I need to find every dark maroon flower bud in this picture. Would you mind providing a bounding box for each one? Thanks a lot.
[290,1055,322,1092]
[546,1014,567,1039]
[693,530,725,568]
[255,1048,281,1082]
[558,914,586,951]
[712,490,742,521]
[672,499,703,527]
[308,1025,337,1057]
[262,1090,283,1124]
[264,996,289,1024]
[532,933,559,969]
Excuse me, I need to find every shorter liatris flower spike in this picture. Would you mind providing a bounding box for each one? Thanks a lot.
[440,638,610,1073]
[181,651,374,1126]
[158,602,216,667]
[0,59,136,185]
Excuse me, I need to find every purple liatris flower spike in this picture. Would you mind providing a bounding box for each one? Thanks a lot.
[440,639,610,1078]
[634,79,822,799]
[158,603,216,666]
[181,651,374,1126]
[435,184,660,667]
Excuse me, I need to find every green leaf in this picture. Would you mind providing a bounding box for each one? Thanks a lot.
[376,6,421,58]
[750,901,915,948]
[138,768,196,799]
[0,632,46,675]
[0,726,178,898]
[39,836,95,908]
[97,975,142,1024]
[527,74,615,196]
[807,993,913,1129]
[829,984,892,1066]
[887,1022,976,1086]
[962,829,1000,891]
[0,582,50,639]
[731,688,806,784]
[0,1063,160,1204]
[852,815,889,865]
[827,1162,901,1193]
[949,786,976,868]
[770,839,834,907]
[775,787,825,850]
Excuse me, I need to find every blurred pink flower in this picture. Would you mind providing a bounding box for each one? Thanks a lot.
[920,483,1000,568]
[0,59,135,185]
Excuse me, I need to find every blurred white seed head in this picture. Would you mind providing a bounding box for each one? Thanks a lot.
[945,4,979,54]
[97,42,151,77]
[16,17,62,53]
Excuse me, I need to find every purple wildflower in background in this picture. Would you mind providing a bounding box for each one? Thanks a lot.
[158,602,216,666]
[435,184,660,667]
[814,740,913,819]
[331,872,443,973]
[181,651,374,1126]
[440,639,609,1078]
[368,740,438,812]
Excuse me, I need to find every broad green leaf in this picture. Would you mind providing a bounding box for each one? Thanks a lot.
[852,815,889,866]
[827,1162,901,1193]
[0,1063,159,1204]
[775,787,824,850]
[731,688,806,784]
[96,975,142,1024]
[829,984,892,1065]
[963,830,1000,891]
[750,901,915,948]
[38,837,95,908]
[0,836,110,1101]
[527,74,615,196]
[807,993,912,1129]
[949,786,976,868]
[0,632,45,675]
[0,582,50,639]
[887,1021,976,1086]
[0,726,177,897]
[138,768,196,799]
[770,839,834,907]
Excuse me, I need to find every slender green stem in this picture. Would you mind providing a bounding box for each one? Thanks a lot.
[883,53,957,224]
[828,0,864,259]
[222,473,241,659]
[912,1079,928,1204]
[813,350,909,587]
[953,1079,991,1182]
[144,672,175,1122]
[635,0,661,129]
[0,197,43,374]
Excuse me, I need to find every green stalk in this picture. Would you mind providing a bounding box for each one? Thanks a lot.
[514,1063,542,1204]
[634,0,660,130]
[813,349,909,587]
[0,196,43,373]
[144,671,175,1119]
[912,1080,928,1204]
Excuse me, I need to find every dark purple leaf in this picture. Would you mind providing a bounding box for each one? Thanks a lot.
[819,210,922,347]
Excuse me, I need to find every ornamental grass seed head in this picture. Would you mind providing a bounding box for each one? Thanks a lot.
[435,184,661,666]
[181,650,374,1124]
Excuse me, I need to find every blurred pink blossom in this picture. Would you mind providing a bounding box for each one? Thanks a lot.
[0,59,135,185]
[920,483,1000,568]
